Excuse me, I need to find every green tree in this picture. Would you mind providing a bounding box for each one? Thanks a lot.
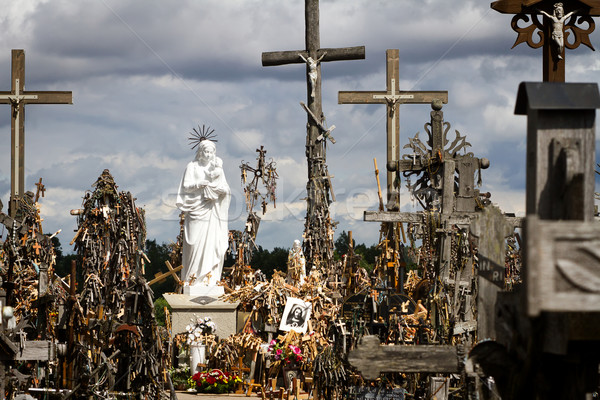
[355,243,378,273]
[250,246,289,279]
[334,230,359,260]
[154,297,172,326]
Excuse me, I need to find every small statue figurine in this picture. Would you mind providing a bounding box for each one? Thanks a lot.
[286,239,306,286]
[538,3,578,60]
[176,127,231,291]
[299,52,326,99]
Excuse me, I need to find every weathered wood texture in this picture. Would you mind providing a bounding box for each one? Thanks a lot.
[470,206,512,339]
[348,336,461,379]
[516,82,600,221]
[0,340,56,361]
[262,47,365,66]
[364,211,474,226]
[525,216,600,316]
[338,91,448,104]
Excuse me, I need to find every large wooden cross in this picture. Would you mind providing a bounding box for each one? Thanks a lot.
[262,0,365,263]
[338,49,447,209]
[0,49,72,217]
[491,0,600,82]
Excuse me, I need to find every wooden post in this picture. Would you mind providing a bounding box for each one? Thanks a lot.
[65,259,77,389]
[470,206,512,339]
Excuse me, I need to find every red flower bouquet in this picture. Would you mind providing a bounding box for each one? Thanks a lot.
[191,369,241,393]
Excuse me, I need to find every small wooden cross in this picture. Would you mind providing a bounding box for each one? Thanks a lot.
[0,50,72,217]
[34,178,45,202]
[148,261,183,286]
[32,241,42,256]
[115,203,121,215]
[339,49,448,208]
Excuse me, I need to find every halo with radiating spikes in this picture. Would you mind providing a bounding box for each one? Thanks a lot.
[188,125,217,149]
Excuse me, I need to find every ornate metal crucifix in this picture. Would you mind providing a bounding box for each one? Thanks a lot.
[262,0,365,264]
[338,50,448,210]
[491,0,600,82]
[0,49,72,217]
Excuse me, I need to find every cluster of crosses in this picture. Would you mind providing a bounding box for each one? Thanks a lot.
[0,0,599,399]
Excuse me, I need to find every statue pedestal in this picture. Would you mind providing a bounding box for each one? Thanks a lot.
[163,293,240,341]
[183,284,225,297]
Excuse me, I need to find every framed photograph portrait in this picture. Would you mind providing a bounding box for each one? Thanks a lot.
[279,297,312,334]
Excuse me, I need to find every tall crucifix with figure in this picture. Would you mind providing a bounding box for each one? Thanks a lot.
[338,49,448,210]
[262,0,365,264]
[491,0,600,82]
[0,49,72,217]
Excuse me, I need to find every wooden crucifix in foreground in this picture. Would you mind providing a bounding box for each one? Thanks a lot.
[0,49,72,217]
[338,49,448,210]
[491,0,600,82]
[262,0,365,264]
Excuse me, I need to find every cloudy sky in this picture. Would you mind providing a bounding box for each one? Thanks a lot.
[1,0,599,253]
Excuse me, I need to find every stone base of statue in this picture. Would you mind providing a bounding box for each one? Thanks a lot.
[183,284,225,297]
[164,290,242,342]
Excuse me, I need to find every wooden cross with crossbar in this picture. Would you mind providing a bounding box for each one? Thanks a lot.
[262,0,365,263]
[148,260,183,286]
[338,49,448,209]
[0,49,72,217]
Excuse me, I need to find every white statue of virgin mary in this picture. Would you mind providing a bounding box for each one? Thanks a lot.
[176,138,230,292]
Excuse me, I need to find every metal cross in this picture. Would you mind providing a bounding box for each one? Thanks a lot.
[338,49,448,208]
[0,49,72,217]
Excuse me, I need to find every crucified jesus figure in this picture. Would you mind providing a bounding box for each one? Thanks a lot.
[299,52,326,99]
[538,3,578,60]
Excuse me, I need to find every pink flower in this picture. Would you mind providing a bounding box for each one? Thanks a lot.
[290,346,301,355]
[276,349,283,356]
